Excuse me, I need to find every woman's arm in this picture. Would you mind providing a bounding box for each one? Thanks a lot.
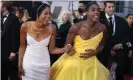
[18,22,27,68]
[49,24,78,54]
[96,24,107,54]
[64,24,77,45]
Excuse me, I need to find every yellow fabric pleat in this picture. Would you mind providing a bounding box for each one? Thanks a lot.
[50,32,109,80]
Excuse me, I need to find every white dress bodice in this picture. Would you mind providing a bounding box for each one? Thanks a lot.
[22,33,51,80]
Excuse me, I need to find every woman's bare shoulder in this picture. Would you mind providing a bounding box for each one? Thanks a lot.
[50,24,57,33]
[98,22,106,32]
[23,21,36,28]
[21,21,35,32]
[73,21,87,29]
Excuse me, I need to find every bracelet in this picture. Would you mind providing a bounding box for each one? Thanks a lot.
[66,44,72,48]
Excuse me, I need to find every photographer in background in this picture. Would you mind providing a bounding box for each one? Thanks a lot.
[72,1,90,23]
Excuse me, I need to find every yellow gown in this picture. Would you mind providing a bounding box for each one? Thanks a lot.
[50,32,109,80]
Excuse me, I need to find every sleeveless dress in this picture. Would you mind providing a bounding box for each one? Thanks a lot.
[22,30,51,80]
[50,32,109,80]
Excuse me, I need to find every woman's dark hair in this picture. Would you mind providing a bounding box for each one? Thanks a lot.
[36,3,50,18]
[85,2,99,11]
[126,14,133,19]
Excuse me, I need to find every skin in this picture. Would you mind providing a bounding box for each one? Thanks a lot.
[78,3,86,12]
[72,2,86,18]
[15,11,23,19]
[65,4,106,59]
[126,15,133,27]
[18,7,70,79]
[104,3,115,16]
[62,12,69,23]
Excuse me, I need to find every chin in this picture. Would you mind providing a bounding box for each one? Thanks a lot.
[93,19,99,23]
[109,13,114,16]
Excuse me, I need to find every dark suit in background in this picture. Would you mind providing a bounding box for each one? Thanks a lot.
[73,15,87,24]
[1,12,20,80]
[58,21,72,48]
[99,14,130,80]
[130,27,133,77]
[124,26,133,77]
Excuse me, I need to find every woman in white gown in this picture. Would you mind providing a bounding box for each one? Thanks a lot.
[18,3,70,80]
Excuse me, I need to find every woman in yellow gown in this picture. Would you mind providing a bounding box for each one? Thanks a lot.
[50,2,109,80]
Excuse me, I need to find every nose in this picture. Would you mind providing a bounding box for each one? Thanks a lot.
[47,13,51,20]
[48,13,51,18]
[94,9,100,14]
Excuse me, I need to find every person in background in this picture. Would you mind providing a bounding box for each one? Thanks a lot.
[97,1,105,22]
[100,1,130,80]
[1,1,20,80]
[125,14,133,45]
[72,1,89,23]
[97,1,105,12]
[124,14,133,80]
[58,10,72,48]
[21,9,32,22]
[15,7,24,24]
[96,1,106,66]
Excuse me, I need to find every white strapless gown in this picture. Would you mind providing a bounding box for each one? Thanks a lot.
[22,33,51,80]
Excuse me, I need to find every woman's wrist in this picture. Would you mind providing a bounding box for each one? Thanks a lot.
[61,48,65,53]
[61,44,72,54]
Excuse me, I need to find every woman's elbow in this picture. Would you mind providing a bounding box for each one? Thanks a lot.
[19,45,26,51]
[19,45,26,48]
[49,48,54,54]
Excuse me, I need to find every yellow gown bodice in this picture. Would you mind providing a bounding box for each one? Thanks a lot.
[50,32,109,80]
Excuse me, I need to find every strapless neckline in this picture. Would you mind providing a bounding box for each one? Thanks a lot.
[76,32,103,41]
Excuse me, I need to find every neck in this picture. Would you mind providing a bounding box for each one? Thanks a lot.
[106,13,113,17]
[22,16,30,21]
[62,20,68,24]
[87,18,95,28]
[36,20,46,28]
[2,10,9,16]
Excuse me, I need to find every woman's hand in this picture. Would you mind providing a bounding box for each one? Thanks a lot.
[80,49,97,60]
[64,44,75,56]
[19,66,23,80]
